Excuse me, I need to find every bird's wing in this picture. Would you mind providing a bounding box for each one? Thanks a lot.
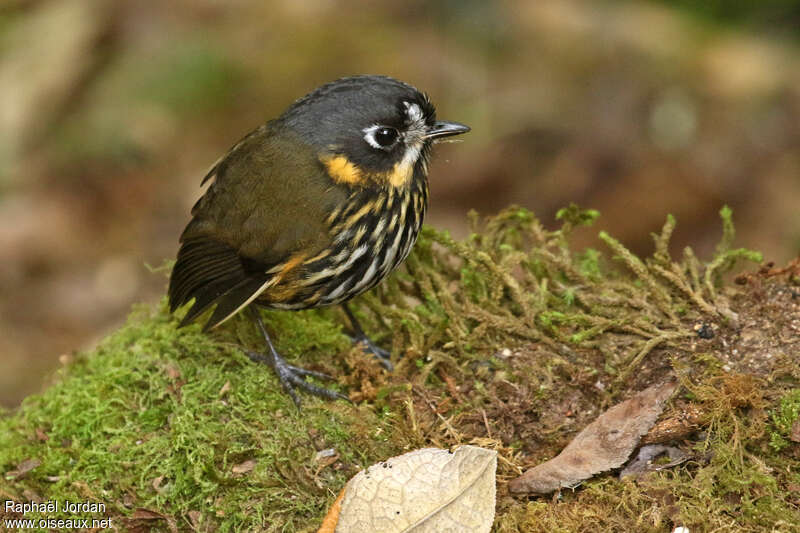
[168,237,270,330]
[168,123,345,330]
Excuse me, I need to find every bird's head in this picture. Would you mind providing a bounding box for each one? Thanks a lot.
[278,75,469,188]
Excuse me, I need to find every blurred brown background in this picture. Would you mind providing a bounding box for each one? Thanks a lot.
[2,0,799,407]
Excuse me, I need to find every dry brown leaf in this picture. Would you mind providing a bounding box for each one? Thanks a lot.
[509,380,676,494]
[151,475,166,493]
[22,488,42,502]
[318,488,346,533]
[5,458,41,480]
[131,508,164,520]
[187,510,202,530]
[130,508,178,533]
[328,445,496,532]
[790,418,800,443]
[232,459,256,475]
[165,364,181,380]
[121,491,135,508]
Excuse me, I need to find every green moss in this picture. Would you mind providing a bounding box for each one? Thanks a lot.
[769,389,800,452]
[0,305,397,530]
[555,203,600,228]
[496,375,800,531]
[3,206,795,531]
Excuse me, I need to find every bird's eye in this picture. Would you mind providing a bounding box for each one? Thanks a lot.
[364,126,400,150]
[374,127,398,146]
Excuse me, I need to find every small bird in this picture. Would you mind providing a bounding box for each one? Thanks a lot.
[168,75,469,405]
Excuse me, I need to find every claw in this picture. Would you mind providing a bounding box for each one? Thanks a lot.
[246,350,348,406]
[350,334,394,371]
[246,307,349,407]
[342,303,393,371]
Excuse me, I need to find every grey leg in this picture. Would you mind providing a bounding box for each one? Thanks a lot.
[246,306,348,407]
[341,303,393,371]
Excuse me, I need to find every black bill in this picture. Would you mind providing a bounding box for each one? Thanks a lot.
[424,120,471,140]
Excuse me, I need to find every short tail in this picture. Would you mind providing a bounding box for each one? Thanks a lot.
[168,237,268,330]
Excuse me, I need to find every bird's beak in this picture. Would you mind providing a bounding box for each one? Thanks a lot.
[424,120,470,141]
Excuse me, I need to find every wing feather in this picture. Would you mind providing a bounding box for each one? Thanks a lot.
[169,237,271,330]
[169,121,342,328]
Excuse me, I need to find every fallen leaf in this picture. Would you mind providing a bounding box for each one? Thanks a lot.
[219,380,231,397]
[232,459,256,475]
[22,489,42,502]
[5,458,41,480]
[509,380,676,494]
[187,510,202,530]
[619,445,689,479]
[790,418,800,443]
[152,475,166,493]
[131,509,162,519]
[165,364,181,380]
[324,445,496,532]
[122,492,135,508]
[129,508,178,533]
[164,364,185,398]
[35,428,49,442]
[318,488,345,533]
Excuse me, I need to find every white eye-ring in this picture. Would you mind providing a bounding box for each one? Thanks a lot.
[363,125,400,150]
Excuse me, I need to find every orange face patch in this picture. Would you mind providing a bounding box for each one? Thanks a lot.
[321,155,366,186]
[385,160,414,187]
[321,153,416,188]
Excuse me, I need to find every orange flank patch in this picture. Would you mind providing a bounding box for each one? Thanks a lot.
[321,155,365,186]
[264,252,307,302]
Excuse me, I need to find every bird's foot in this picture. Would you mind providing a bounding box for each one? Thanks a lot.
[341,304,393,371]
[349,334,393,371]
[245,350,349,407]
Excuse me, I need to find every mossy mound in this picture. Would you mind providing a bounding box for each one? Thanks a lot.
[2,207,799,532]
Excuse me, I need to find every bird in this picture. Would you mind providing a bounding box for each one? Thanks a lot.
[168,75,469,405]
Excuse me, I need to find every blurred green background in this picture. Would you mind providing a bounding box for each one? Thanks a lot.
[1,0,799,406]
